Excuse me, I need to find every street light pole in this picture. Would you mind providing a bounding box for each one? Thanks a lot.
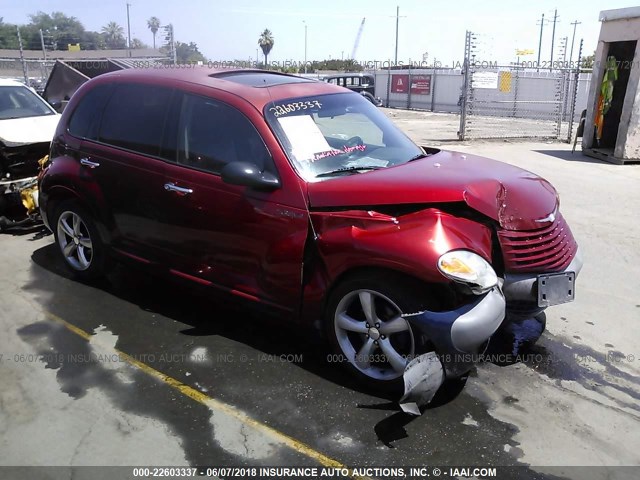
[303,21,308,74]
[394,6,399,65]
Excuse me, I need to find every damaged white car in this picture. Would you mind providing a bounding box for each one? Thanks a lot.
[0,79,59,231]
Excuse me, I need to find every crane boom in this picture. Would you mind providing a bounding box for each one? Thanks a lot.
[351,17,366,59]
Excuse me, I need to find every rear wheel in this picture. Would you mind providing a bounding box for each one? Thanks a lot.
[325,272,432,392]
[53,201,110,279]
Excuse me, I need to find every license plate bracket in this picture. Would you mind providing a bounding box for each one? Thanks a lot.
[537,272,575,307]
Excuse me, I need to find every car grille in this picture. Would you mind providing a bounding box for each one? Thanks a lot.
[498,213,578,273]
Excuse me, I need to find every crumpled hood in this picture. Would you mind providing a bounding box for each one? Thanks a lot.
[306,149,559,231]
[0,114,60,147]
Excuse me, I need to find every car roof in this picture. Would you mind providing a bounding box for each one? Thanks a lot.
[92,68,350,111]
[0,79,28,87]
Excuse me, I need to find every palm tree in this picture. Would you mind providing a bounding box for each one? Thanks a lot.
[101,21,124,49]
[258,29,274,69]
[147,16,160,49]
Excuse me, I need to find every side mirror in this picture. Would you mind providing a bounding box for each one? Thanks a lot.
[221,162,280,190]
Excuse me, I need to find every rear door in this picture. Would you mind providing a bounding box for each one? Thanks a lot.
[160,92,308,310]
[76,82,173,261]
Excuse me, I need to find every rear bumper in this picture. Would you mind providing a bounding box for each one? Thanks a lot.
[402,286,505,377]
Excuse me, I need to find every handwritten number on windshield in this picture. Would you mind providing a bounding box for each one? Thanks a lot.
[270,100,322,117]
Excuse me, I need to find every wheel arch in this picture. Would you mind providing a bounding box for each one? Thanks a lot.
[302,262,456,331]
[46,186,112,246]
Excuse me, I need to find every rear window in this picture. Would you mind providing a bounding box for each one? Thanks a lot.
[98,84,172,156]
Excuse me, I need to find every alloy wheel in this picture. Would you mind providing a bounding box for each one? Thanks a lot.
[334,289,415,381]
[57,211,93,271]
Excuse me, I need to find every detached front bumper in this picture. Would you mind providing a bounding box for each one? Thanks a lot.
[402,286,505,378]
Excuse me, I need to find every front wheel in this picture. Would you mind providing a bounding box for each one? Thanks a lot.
[325,272,432,392]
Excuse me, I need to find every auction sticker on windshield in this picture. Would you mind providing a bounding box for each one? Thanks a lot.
[277,115,334,161]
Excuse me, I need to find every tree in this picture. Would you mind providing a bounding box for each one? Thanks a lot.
[101,21,125,49]
[582,51,596,70]
[258,29,274,69]
[175,41,206,63]
[27,11,86,50]
[147,16,160,49]
[0,18,20,49]
[131,38,148,49]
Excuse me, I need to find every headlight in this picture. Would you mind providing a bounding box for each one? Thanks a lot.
[437,250,498,294]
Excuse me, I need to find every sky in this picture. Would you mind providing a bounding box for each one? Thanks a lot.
[1,0,637,67]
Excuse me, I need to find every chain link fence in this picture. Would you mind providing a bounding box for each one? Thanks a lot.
[458,31,585,142]
[0,58,55,90]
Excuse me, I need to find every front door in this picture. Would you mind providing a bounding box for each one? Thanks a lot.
[161,92,308,310]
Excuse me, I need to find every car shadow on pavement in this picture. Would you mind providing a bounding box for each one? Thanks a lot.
[30,243,565,458]
[30,242,467,410]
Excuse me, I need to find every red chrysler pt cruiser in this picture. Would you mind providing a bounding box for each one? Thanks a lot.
[39,68,582,397]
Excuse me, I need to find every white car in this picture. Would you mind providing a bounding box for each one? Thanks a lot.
[0,79,60,180]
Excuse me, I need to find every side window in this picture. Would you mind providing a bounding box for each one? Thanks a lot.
[98,84,171,156]
[176,94,273,175]
[68,84,113,140]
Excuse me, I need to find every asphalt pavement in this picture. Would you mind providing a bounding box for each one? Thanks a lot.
[0,112,639,480]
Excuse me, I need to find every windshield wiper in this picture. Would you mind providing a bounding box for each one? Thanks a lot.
[407,153,430,162]
[315,165,384,178]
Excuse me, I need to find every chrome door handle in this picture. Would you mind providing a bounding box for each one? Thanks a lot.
[164,183,193,195]
[80,158,100,168]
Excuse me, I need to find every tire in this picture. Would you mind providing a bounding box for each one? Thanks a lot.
[324,271,433,393]
[52,200,110,280]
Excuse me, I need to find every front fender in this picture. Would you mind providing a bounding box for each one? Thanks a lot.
[310,208,494,285]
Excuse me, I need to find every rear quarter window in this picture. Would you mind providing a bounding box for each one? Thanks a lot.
[68,84,113,140]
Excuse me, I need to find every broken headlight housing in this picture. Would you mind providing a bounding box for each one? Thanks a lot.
[437,250,498,295]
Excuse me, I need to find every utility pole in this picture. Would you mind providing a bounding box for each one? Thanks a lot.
[126,3,132,57]
[170,25,176,65]
[164,24,176,65]
[562,36,568,63]
[16,26,29,85]
[569,20,581,64]
[536,13,547,69]
[550,9,559,66]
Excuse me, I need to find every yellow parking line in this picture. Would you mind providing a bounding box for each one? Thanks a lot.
[44,311,371,479]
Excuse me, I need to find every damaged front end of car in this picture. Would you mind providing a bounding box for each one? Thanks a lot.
[308,182,581,414]
[308,205,508,412]
[0,148,48,233]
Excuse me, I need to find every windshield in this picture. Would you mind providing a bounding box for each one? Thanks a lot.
[264,92,423,182]
[0,85,55,120]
